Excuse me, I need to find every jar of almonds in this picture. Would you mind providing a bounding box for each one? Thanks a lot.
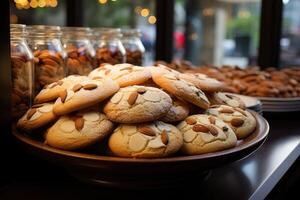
[62,27,96,75]
[93,28,126,67]
[26,25,67,94]
[10,24,34,120]
[121,29,145,66]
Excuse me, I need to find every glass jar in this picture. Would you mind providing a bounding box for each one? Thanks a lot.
[93,28,126,66]
[10,24,34,120]
[121,29,145,66]
[62,27,96,75]
[26,25,67,94]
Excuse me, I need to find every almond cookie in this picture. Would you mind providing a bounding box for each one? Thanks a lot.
[160,98,189,122]
[45,111,113,150]
[206,105,256,139]
[151,67,210,109]
[45,110,114,150]
[207,92,246,109]
[104,86,172,123]
[179,73,226,92]
[177,114,237,155]
[108,121,183,158]
[53,77,119,116]
[88,63,151,87]
[17,102,57,132]
[34,75,89,104]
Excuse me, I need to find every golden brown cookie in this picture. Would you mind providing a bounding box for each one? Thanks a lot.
[179,73,226,92]
[45,110,114,150]
[207,92,246,109]
[88,63,151,87]
[108,121,183,158]
[151,67,210,109]
[17,102,57,132]
[206,105,256,139]
[53,77,119,116]
[34,75,89,104]
[177,114,237,155]
[104,86,172,123]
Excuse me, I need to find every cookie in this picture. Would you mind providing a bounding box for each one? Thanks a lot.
[177,114,237,155]
[88,63,151,87]
[45,110,114,150]
[160,98,189,122]
[104,86,172,123]
[179,73,226,92]
[207,92,246,109]
[108,121,183,158]
[34,75,89,104]
[17,102,57,132]
[206,105,256,139]
[151,67,210,109]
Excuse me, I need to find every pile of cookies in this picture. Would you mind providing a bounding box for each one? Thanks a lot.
[156,60,300,98]
[16,63,257,158]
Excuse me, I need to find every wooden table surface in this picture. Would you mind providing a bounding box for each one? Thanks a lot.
[0,112,299,200]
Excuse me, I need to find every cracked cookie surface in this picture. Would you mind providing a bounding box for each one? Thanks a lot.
[177,114,237,155]
[104,85,172,123]
[108,121,183,158]
[45,110,114,150]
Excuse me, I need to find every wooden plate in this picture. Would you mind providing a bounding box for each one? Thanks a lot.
[12,111,269,189]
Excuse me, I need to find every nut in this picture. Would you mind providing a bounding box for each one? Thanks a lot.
[83,83,98,90]
[231,118,244,127]
[207,125,218,136]
[127,91,139,105]
[208,116,216,124]
[185,117,197,125]
[72,84,82,92]
[60,90,67,103]
[138,126,156,136]
[137,88,147,94]
[161,130,169,145]
[74,117,84,131]
[192,124,210,133]
[220,107,234,114]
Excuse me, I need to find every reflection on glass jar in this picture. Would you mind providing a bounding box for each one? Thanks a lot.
[62,27,96,75]
[121,29,145,66]
[10,24,34,120]
[26,25,67,94]
[93,28,126,67]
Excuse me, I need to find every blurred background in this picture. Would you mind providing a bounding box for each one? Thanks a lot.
[10,0,300,67]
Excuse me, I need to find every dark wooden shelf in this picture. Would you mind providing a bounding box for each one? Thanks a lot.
[0,112,299,200]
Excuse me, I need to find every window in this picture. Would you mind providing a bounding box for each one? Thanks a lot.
[280,0,300,67]
[174,0,261,67]
[83,0,156,65]
[10,0,66,26]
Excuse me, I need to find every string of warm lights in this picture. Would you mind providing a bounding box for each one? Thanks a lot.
[14,0,58,9]
[98,1,156,24]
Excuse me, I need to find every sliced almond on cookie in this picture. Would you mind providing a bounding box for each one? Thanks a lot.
[220,107,234,114]
[208,116,216,124]
[207,125,218,136]
[231,118,244,127]
[60,90,67,103]
[137,88,147,94]
[127,91,138,105]
[161,130,169,145]
[185,117,197,125]
[192,124,210,133]
[74,117,84,131]
[83,83,98,90]
[138,126,156,136]
[72,84,82,92]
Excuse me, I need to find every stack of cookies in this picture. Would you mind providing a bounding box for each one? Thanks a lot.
[17,63,257,158]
